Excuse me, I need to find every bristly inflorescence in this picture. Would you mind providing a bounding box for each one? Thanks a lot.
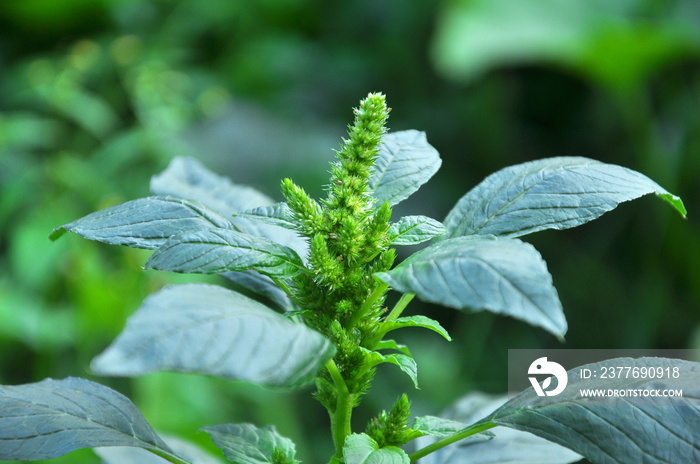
[281,92,394,399]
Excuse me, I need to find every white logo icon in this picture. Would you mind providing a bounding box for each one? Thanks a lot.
[528,357,568,396]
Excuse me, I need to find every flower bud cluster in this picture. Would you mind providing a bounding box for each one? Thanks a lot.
[366,394,412,447]
[281,93,393,396]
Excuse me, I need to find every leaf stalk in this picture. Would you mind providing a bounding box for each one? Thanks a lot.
[407,422,497,462]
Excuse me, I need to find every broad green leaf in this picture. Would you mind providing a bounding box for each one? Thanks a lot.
[443,157,686,239]
[202,423,297,464]
[413,392,581,464]
[370,130,441,206]
[412,416,492,440]
[235,203,297,230]
[96,435,223,464]
[388,216,446,245]
[343,434,409,464]
[91,284,334,389]
[375,235,566,338]
[150,157,308,258]
[222,270,296,312]
[0,377,180,462]
[49,196,234,249]
[481,357,700,464]
[378,316,451,341]
[145,228,305,279]
[363,349,419,389]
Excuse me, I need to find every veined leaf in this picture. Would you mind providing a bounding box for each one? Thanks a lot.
[150,156,308,259]
[150,157,274,216]
[202,423,297,464]
[49,196,234,249]
[363,349,419,389]
[412,392,581,464]
[343,434,409,464]
[145,228,305,279]
[375,235,566,338]
[91,284,334,389]
[378,316,451,341]
[235,203,297,230]
[0,377,179,461]
[388,216,446,245]
[444,157,686,239]
[370,130,441,206]
[481,357,700,464]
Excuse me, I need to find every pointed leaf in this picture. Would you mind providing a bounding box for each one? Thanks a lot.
[375,235,566,338]
[374,340,412,356]
[145,228,305,279]
[379,316,451,341]
[0,377,178,461]
[235,203,297,230]
[202,423,296,464]
[91,284,334,389]
[444,157,686,239]
[388,216,446,245]
[49,196,234,249]
[150,157,308,258]
[412,416,491,439]
[363,349,419,389]
[413,392,581,464]
[343,434,409,464]
[150,156,273,217]
[370,130,441,206]
[482,357,700,464]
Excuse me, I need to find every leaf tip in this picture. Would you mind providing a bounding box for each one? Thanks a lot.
[49,226,67,242]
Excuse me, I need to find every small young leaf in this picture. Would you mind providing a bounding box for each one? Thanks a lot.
[388,216,446,245]
[202,423,297,464]
[375,235,566,338]
[343,434,410,464]
[374,340,412,356]
[481,357,700,464]
[49,196,234,249]
[91,284,335,389]
[443,156,687,239]
[0,377,177,461]
[145,228,305,278]
[235,203,297,230]
[412,416,489,439]
[378,315,451,341]
[363,350,419,389]
[412,392,581,464]
[370,130,442,206]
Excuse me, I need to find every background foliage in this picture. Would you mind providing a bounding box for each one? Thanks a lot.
[1,0,699,463]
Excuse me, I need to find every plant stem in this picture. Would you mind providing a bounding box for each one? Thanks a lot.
[408,422,497,462]
[325,359,353,460]
[385,292,415,322]
[347,281,389,329]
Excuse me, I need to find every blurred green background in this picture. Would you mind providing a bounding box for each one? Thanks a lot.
[1,0,699,463]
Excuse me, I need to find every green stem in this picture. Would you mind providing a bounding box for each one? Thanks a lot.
[325,359,353,460]
[347,281,389,329]
[408,422,497,462]
[385,292,415,322]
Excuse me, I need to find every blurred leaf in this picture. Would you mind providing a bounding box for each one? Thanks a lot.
[343,434,409,464]
[96,435,224,464]
[92,284,334,389]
